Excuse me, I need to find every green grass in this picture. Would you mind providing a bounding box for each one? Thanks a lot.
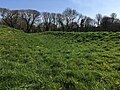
[0,25,120,90]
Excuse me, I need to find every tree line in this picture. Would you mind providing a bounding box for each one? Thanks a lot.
[0,7,120,33]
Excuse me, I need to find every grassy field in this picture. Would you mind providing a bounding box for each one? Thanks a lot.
[0,25,120,90]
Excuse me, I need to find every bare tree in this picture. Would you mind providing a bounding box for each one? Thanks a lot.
[0,8,10,26]
[63,8,79,31]
[80,19,85,30]
[0,8,19,28]
[101,16,112,31]
[19,9,40,33]
[50,13,57,30]
[41,12,52,31]
[80,16,87,29]
[56,13,65,31]
[96,13,102,26]
[110,13,117,23]
[85,17,95,27]
[77,14,83,24]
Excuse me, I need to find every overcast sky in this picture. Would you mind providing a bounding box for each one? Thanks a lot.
[0,0,120,18]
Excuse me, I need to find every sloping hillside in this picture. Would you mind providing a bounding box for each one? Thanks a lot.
[0,25,120,90]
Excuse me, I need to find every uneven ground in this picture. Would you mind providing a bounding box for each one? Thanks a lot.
[0,25,120,90]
